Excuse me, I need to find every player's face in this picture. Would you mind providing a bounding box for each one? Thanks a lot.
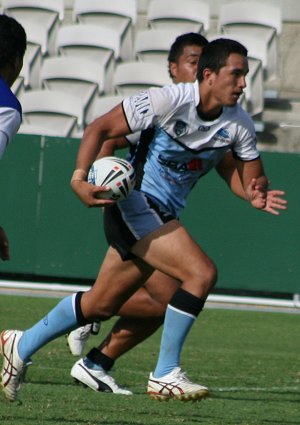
[170,45,203,83]
[212,53,248,106]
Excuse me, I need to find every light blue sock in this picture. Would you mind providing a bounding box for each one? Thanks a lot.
[153,305,195,378]
[18,294,79,361]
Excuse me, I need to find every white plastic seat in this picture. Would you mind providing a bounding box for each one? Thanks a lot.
[218,2,282,82]
[245,58,264,118]
[55,24,121,94]
[64,0,75,8]
[86,95,124,124]
[146,0,210,34]
[2,0,64,55]
[18,122,74,137]
[11,76,24,96]
[134,28,182,63]
[19,42,42,89]
[113,61,172,97]
[40,56,106,119]
[19,89,84,137]
[73,0,137,61]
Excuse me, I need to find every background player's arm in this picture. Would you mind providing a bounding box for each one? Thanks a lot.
[0,226,9,260]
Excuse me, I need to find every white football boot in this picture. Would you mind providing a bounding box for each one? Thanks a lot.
[0,330,26,401]
[147,367,209,401]
[71,358,132,395]
[67,322,100,356]
[67,325,92,356]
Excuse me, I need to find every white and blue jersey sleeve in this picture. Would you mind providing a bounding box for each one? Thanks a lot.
[0,77,22,159]
[122,81,259,217]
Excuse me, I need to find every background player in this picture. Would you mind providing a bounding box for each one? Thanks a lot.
[0,15,26,261]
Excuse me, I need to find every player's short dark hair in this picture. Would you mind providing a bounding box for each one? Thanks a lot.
[0,14,27,70]
[197,38,248,82]
[167,32,208,78]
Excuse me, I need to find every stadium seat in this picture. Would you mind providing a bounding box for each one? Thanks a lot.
[55,24,121,94]
[19,89,85,137]
[245,58,264,119]
[11,76,24,96]
[73,0,137,61]
[2,0,65,56]
[218,2,282,82]
[64,0,75,8]
[19,42,42,89]
[40,56,106,120]
[113,61,171,97]
[134,28,183,63]
[86,95,124,124]
[146,0,210,34]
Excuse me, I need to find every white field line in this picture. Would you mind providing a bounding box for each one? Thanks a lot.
[212,386,300,393]
[0,279,299,310]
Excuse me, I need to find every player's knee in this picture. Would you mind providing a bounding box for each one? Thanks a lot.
[81,291,118,321]
[193,259,218,294]
[204,261,218,289]
[92,302,118,321]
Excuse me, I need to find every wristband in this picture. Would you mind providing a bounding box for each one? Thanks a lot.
[71,168,87,184]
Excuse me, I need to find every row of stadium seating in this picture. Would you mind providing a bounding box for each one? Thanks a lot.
[1,0,283,136]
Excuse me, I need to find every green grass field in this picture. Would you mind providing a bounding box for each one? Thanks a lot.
[0,295,299,425]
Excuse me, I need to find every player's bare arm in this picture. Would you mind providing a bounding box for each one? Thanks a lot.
[0,226,9,260]
[216,153,287,215]
[216,151,245,198]
[96,137,128,159]
[71,104,130,207]
[236,158,287,214]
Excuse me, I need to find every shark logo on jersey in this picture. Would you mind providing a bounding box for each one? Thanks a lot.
[174,120,187,136]
[212,128,230,145]
[217,128,230,138]
[131,91,153,118]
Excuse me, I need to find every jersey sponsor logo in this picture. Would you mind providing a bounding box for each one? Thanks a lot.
[158,154,203,172]
[131,91,152,118]
[174,120,187,136]
[186,158,203,171]
[198,125,211,132]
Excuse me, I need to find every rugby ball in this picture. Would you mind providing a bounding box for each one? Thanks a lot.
[88,156,135,201]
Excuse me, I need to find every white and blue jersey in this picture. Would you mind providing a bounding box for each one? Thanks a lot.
[0,77,22,159]
[123,80,259,218]
[104,81,259,260]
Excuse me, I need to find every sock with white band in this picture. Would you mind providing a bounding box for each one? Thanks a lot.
[153,288,205,378]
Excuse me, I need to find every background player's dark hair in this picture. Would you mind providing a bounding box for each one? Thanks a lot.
[0,14,27,71]
[197,38,248,82]
[168,32,208,78]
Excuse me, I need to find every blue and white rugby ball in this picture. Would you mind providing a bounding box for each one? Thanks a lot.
[88,156,135,201]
